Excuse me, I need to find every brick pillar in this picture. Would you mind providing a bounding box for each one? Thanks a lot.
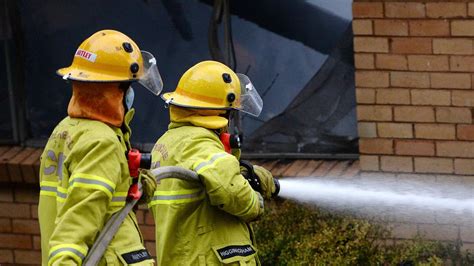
[354,1,474,175]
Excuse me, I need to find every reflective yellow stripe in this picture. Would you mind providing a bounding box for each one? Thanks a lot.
[41,181,57,187]
[110,191,128,207]
[154,188,201,196]
[48,244,87,266]
[40,181,58,197]
[42,179,125,205]
[56,197,66,203]
[148,188,205,207]
[69,173,116,198]
[193,152,230,174]
[71,173,116,188]
[110,201,126,207]
[235,190,257,217]
[39,181,68,201]
[148,194,205,206]
[55,186,67,202]
[113,192,128,197]
[40,191,56,197]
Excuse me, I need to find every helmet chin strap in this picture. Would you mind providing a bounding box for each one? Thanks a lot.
[227,110,242,135]
[218,110,243,153]
[119,82,134,112]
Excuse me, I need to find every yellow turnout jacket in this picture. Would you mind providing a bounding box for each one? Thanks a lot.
[150,122,263,265]
[38,113,153,265]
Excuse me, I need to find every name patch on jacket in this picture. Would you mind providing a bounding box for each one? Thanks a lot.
[121,249,152,264]
[217,245,256,260]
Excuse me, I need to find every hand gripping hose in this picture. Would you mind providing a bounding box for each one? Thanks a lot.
[83,166,199,266]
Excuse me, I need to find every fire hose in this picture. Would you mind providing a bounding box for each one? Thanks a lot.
[83,153,278,265]
[83,151,199,266]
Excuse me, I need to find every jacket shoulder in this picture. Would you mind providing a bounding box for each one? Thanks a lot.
[164,125,222,150]
[153,125,224,167]
[53,117,121,150]
[174,125,220,141]
[71,117,117,137]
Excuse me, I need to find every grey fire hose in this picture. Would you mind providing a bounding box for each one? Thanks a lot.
[151,166,199,183]
[83,166,199,266]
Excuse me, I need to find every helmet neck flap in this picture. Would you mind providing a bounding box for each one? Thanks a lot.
[169,105,228,130]
[68,81,125,127]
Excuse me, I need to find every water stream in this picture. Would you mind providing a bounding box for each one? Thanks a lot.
[278,177,474,224]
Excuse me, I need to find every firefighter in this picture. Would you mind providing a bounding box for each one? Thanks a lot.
[38,29,162,265]
[149,60,276,265]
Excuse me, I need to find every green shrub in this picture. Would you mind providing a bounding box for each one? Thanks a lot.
[253,200,473,265]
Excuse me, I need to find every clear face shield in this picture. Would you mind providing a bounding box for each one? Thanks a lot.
[138,51,164,95]
[236,73,263,117]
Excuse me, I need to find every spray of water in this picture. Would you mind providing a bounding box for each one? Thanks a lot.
[278,177,474,224]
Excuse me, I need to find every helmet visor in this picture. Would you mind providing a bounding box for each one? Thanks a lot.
[236,74,263,117]
[138,51,163,95]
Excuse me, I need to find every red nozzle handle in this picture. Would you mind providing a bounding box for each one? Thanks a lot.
[127,149,141,178]
[127,182,142,200]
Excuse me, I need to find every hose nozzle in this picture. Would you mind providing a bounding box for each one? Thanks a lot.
[126,149,152,178]
[272,178,280,198]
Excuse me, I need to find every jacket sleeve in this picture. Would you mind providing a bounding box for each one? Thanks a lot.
[48,135,123,265]
[187,137,263,222]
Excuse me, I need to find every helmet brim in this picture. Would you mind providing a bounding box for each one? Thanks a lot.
[57,67,139,83]
[161,92,232,111]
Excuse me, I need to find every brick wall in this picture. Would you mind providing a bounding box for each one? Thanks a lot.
[0,147,41,264]
[0,185,40,264]
[353,1,474,175]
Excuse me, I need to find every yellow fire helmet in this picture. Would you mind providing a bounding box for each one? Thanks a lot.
[162,60,263,116]
[57,29,163,95]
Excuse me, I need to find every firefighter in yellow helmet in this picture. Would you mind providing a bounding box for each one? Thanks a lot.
[149,61,277,265]
[38,29,162,265]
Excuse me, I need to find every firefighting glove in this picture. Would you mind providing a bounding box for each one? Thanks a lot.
[257,191,264,210]
[240,164,260,192]
[138,169,157,204]
[253,165,276,200]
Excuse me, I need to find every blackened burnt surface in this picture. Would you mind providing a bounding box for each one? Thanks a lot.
[244,26,358,155]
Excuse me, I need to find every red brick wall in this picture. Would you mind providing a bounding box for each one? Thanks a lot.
[354,1,474,174]
[0,185,41,264]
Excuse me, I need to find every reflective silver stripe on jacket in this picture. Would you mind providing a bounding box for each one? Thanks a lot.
[194,153,228,173]
[150,190,203,201]
[56,190,67,199]
[40,185,57,193]
[111,196,127,202]
[69,178,114,193]
[49,247,86,261]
